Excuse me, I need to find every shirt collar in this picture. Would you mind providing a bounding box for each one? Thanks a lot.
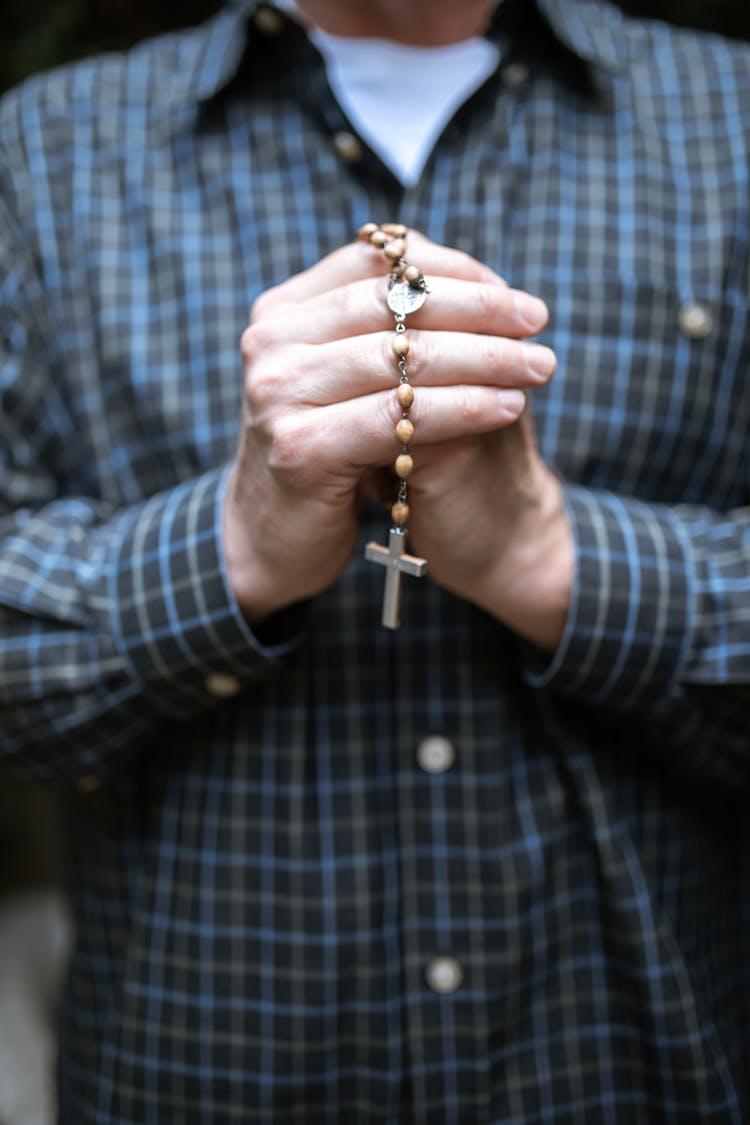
[537,0,630,71]
[191,0,628,107]
[188,3,255,103]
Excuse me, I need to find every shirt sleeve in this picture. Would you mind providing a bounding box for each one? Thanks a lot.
[524,483,750,789]
[0,155,301,792]
[0,476,303,790]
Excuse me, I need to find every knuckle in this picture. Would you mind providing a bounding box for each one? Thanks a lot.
[456,384,483,426]
[240,319,277,364]
[381,327,424,381]
[266,416,308,477]
[403,328,425,379]
[338,283,358,325]
[377,385,401,432]
[474,283,501,325]
[479,335,510,380]
[244,359,276,415]
[249,284,284,324]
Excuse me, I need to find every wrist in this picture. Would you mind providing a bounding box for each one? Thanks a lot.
[221,466,282,625]
[477,469,574,651]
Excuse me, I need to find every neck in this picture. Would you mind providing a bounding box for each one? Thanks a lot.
[293,1,497,47]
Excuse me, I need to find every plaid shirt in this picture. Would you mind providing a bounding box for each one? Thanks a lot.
[1,0,750,1120]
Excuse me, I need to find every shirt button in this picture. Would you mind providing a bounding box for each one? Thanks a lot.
[253,5,284,35]
[204,672,242,699]
[678,301,713,339]
[77,772,102,796]
[416,735,455,774]
[332,131,363,164]
[502,61,530,88]
[426,955,464,994]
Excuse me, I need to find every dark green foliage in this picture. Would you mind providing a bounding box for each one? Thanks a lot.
[1,0,750,95]
[0,0,221,93]
[618,0,749,39]
[1,1,748,96]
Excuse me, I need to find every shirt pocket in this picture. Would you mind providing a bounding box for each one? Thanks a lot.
[532,274,750,508]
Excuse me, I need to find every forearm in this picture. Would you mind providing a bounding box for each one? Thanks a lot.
[470,466,574,652]
[0,469,299,788]
[522,484,750,789]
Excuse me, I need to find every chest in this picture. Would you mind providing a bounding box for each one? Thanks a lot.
[51,77,750,509]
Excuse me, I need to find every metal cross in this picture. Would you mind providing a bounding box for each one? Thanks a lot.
[364,527,428,629]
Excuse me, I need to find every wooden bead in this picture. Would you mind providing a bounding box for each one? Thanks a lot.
[396,418,414,444]
[391,501,410,525]
[369,230,388,248]
[390,262,406,279]
[384,238,406,261]
[404,265,423,286]
[391,333,410,358]
[396,383,414,408]
[357,222,378,242]
[395,453,414,479]
[382,223,407,239]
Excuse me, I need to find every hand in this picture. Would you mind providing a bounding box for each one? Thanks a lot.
[223,232,560,630]
[406,404,573,651]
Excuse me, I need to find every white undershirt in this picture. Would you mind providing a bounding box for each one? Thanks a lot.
[273,2,501,186]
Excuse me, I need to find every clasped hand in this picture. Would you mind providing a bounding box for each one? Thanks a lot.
[223,233,573,650]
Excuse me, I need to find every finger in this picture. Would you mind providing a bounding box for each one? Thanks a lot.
[253,230,507,315]
[268,384,528,476]
[379,381,528,453]
[249,273,549,349]
[254,331,556,410]
[413,404,538,474]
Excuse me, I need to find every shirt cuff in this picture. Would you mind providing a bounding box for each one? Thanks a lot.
[524,484,695,711]
[110,467,303,717]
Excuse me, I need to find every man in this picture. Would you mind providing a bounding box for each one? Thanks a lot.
[1,0,749,1120]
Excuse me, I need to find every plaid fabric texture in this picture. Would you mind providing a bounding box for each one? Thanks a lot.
[1,0,750,1119]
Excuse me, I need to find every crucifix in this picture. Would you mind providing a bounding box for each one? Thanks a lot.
[365,527,428,629]
[356,220,430,630]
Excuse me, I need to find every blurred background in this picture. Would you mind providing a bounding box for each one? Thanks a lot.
[0,0,749,93]
[0,0,748,1123]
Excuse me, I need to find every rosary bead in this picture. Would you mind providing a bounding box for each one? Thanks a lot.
[396,383,414,408]
[391,500,410,526]
[384,238,407,261]
[396,418,414,444]
[395,453,414,479]
[360,219,430,628]
[357,222,378,241]
[391,333,410,358]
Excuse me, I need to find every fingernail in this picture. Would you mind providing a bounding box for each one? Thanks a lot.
[522,342,557,380]
[500,389,526,416]
[513,292,549,333]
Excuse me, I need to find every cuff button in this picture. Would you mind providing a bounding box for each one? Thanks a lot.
[204,672,242,699]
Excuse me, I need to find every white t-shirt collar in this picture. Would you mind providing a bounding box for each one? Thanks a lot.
[268,2,501,186]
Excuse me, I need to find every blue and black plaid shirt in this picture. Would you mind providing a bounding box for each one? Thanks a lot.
[2,0,750,1119]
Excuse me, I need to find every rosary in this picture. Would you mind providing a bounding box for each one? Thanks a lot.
[358,222,429,629]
